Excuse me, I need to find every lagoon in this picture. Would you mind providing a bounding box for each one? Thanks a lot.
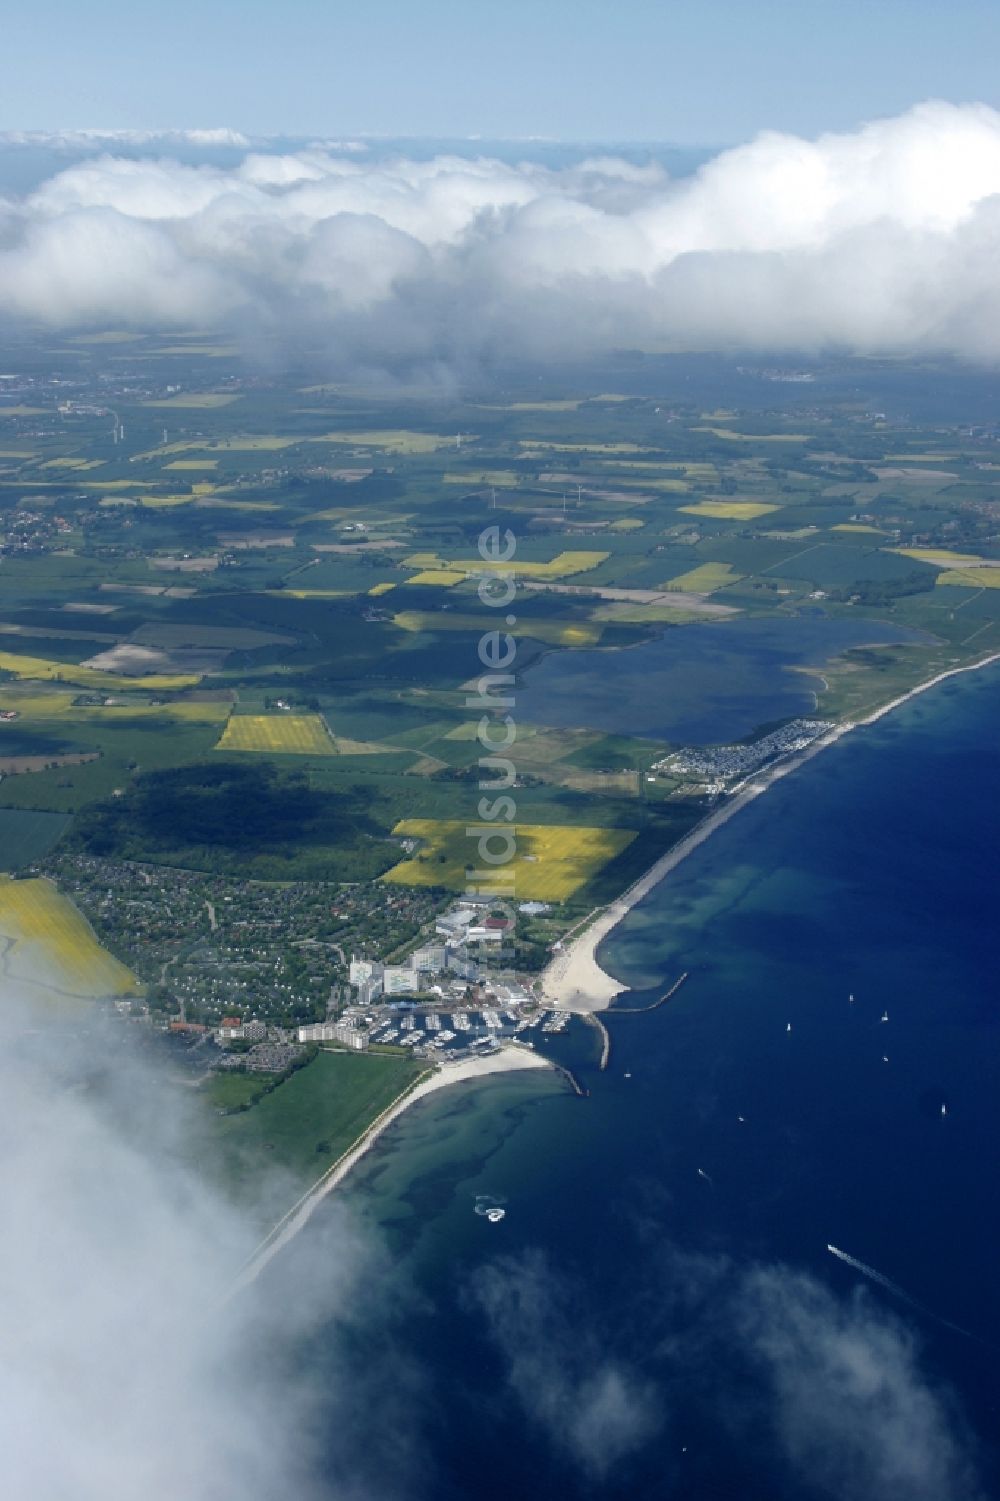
[517,613,929,743]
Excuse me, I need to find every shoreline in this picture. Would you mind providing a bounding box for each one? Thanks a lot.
[231,1044,556,1290]
[540,650,1000,1014]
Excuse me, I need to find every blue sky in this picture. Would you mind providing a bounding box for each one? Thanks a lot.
[5,0,1000,144]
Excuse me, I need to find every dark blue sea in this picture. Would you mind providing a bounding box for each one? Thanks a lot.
[284,664,1000,1501]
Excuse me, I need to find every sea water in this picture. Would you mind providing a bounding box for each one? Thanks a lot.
[286,664,1000,1500]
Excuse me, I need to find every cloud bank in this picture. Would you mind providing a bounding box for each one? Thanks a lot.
[0,1000,409,1501]
[4,102,1000,366]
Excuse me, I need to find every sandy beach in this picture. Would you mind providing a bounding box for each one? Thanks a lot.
[233,1044,555,1289]
[541,650,1000,1014]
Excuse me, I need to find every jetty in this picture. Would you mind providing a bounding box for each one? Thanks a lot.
[607,971,689,1015]
[584,1011,612,1070]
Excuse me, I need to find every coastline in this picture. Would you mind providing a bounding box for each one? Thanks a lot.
[541,650,1000,1014]
[231,1044,556,1290]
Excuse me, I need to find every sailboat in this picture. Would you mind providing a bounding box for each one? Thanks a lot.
[880,1010,889,1023]
[941,1103,948,1118]
[786,1022,792,1034]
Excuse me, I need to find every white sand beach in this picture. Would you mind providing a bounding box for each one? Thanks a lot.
[541,651,1000,1014]
[233,1044,555,1289]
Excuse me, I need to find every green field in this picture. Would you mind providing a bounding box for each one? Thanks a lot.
[1,334,995,1000]
[201,1049,425,1197]
[0,809,71,870]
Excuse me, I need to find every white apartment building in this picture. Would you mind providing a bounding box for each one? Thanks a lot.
[297,1021,369,1050]
[349,957,384,986]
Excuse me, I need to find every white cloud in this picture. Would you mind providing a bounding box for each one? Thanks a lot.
[471,1250,661,1479]
[0,127,251,149]
[736,1266,984,1501]
[4,102,1000,366]
[0,998,400,1501]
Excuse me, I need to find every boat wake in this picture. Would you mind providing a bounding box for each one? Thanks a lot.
[474,1194,507,1223]
[827,1244,911,1300]
[826,1244,986,1346]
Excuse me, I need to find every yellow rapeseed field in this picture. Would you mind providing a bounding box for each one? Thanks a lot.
[215,714,336,754]
[0,650,201,692]
[0,877,140,998]
[383,819,636,900]
[442,470,520,486]
[392,611,602,646]
[403,569,467,587]
[0,688,229,724]
[40,457,106,471]
[265,588,353,599]
[936,568,1000,590]
[317,430,461,453]
[666,562,742,592]
[600,461,717,477]
[403,550,608,579]
[893,548,987,566]
[679,500,780,520]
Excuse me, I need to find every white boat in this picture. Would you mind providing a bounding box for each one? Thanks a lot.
[486,1207,505,1223]
[786,1023,792,1034]
[941,1103,948,1117]
[880,1011,889,1023]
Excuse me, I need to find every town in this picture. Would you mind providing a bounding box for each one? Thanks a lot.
[31,851,565,1083]
[656,718,833,789]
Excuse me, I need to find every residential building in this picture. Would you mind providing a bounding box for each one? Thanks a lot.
[298,1021,369,1050]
